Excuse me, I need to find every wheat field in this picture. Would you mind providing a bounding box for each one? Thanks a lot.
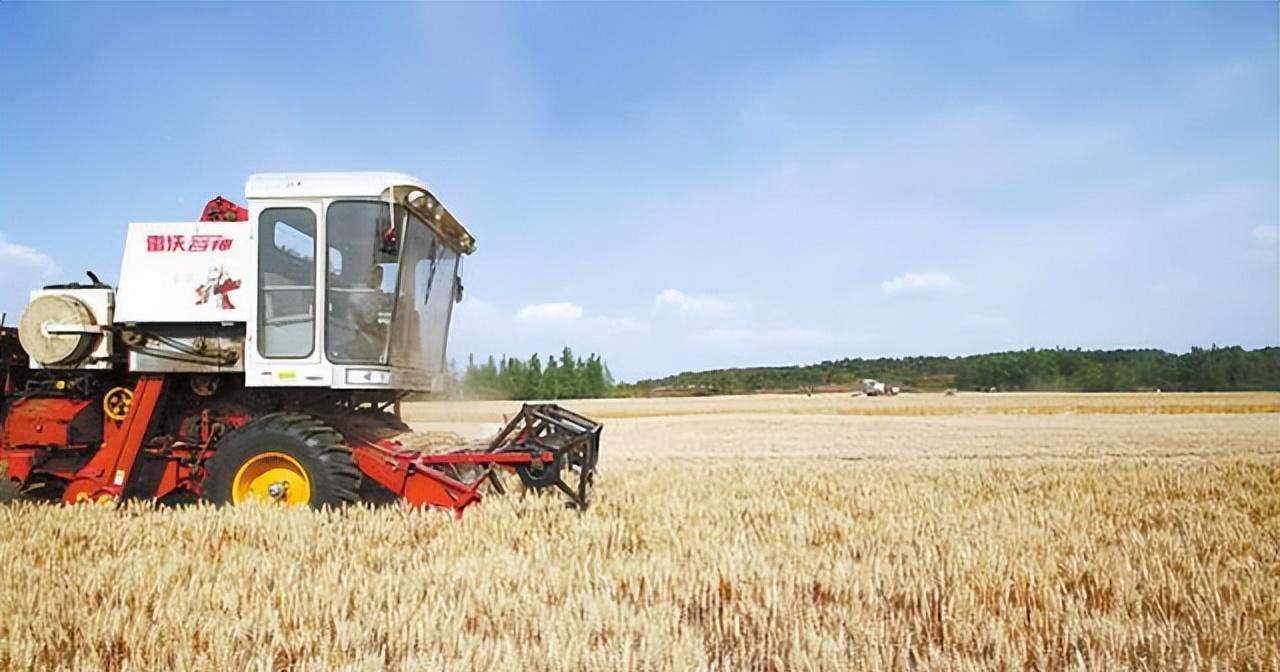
[1,392,1278,671]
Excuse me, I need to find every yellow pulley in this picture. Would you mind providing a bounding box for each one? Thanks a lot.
[103,387,134,421]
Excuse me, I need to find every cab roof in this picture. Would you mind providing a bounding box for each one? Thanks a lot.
[244,172,475,254]
[246,172,422,199]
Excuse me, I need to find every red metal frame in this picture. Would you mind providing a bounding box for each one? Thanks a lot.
[62,376,166,503]
[351,441,483,513]
[346,403,601,515]
[142,408,247,500]
[349,438,555,515]
[199,196,248,222]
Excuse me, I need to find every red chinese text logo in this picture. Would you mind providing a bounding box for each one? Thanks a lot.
[147,234,234,252]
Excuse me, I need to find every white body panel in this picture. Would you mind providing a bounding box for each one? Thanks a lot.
[115,222,254,323]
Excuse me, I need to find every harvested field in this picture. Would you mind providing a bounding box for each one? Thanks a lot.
[1,392,1278,670]
[404,390,1280,423]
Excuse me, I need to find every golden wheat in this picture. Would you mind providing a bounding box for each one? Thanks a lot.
[0,393,1277,671]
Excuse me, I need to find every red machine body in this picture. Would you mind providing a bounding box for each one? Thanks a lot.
[199,196,249,222]
[1,373,599,512]
[4,398,98,451]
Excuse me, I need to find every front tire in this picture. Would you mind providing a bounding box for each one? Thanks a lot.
[203,413,360,508]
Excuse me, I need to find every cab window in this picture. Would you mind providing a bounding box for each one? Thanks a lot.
[257,208,316,358]
[325,200,400,364]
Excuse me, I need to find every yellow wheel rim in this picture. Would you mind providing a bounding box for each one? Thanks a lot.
[231,452,311,505]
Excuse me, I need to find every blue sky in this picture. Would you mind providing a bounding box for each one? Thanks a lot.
[1,2,1276,381]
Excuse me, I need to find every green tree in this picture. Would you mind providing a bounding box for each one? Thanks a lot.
[542,357,561,399]
[558,347,580,398]
[520,353,543,399]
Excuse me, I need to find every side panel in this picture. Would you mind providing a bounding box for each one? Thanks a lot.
[115,222,253,324]
[329,365,437,391]
[127,323,246,373]
[3,398,100,449]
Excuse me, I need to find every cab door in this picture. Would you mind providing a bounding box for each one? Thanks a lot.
[244,200,331,387]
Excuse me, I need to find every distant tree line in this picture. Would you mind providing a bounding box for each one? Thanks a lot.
[459,347,614,400]
[617,346,1280,396]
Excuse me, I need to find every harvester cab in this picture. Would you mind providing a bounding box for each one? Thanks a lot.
[0,173,600,512]
[112,172,472,392]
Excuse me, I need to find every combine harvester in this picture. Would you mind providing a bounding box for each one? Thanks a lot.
[0,173,600,514]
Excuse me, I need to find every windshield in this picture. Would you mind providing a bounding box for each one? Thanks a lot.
[387,205,457,374]
[325,201,400,364]
[324,200,457,371]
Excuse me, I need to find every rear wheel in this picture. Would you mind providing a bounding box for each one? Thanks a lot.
[203,413,360,508]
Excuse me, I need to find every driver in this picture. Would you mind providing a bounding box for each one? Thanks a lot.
[330,264,390,362]
[351,264,387,336]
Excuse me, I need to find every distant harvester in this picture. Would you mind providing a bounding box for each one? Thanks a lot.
[861,379,900,397]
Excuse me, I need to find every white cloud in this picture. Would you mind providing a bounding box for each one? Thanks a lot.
[515,302,584,322]
[466,299,635,331]
[655,288,734,316]
[1250,225,1279,247]
[0,233,60,279]
[0,232,61,318]
[881,272,964,296]
[694,327,752,346]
